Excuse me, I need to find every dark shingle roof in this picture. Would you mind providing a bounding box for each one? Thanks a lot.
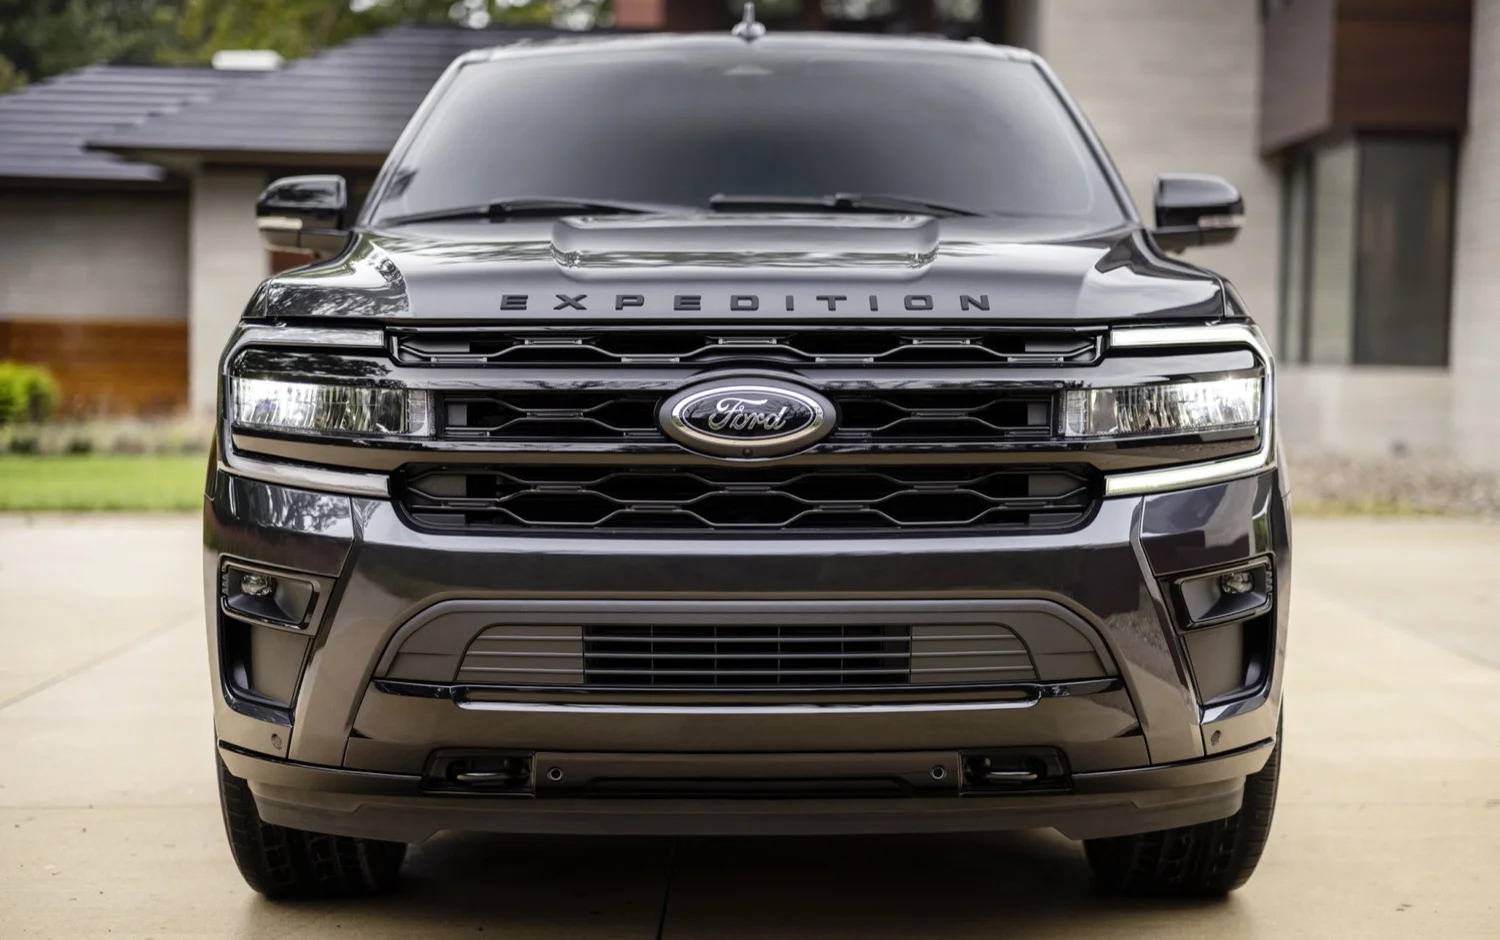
[90,25,577,162]
[0,64,262,183]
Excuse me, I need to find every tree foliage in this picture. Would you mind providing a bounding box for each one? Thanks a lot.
[0,0,608,90]
[0,0,179,88]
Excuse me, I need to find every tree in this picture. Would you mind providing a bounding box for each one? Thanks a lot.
[0,0,610,89]
[0,0,180,88]
[160,0,608,63]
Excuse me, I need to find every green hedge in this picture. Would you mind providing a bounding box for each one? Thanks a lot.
[0,362,60,425]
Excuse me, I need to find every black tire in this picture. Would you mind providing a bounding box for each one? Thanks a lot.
[216,755,406,899]
[1085,719,1282,897]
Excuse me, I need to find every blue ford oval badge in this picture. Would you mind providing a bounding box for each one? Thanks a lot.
[661,380,835,458]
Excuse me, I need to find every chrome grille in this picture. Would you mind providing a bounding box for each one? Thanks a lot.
[454,623,1038,688]
[399,464,1097,532]
[439,389,1053,444]
[394,326,1103,368]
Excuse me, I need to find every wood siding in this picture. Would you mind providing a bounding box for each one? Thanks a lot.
[1261,0,1473,153]
[1261,0,1337,153]
[0,319,188,417]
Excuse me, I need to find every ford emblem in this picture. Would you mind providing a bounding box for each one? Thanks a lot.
[661,380,835,458]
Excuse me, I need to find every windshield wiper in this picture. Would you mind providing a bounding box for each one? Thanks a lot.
[709,192,982,217]
[381,196,687,226]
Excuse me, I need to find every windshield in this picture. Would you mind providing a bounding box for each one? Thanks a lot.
[367,43,1129,229]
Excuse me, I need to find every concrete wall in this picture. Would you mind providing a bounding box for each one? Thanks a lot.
[189,169,267,412]
[1024,0,1281,348]
[1023,0,1461,462]
[0,190,188,320]
[1277,367,1451,457]
[1449,0,1500,467]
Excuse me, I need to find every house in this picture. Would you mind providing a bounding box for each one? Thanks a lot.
[0,63,262,415]
[1,1,1497,469]
[0,25,570,415]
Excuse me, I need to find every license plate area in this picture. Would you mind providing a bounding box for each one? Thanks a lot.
[532,751,962,799]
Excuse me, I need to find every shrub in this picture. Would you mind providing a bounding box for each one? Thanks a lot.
[0,415,212,456]
[0,362,60,425]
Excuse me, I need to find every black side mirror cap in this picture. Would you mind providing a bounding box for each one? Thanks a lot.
[1151,173,1244,253]
[257,175,349,260]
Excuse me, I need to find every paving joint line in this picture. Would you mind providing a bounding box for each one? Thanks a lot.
[0,619,190,712]
[654,837,679,940]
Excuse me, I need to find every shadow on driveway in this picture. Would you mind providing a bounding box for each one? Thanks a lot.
[235,830,1253,939]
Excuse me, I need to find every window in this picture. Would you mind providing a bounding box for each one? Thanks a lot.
[369,47,1128,232]
[1278,137,1455,367]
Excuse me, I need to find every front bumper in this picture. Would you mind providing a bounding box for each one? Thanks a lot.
[205,466,1289,841]
[220,737,1273,841]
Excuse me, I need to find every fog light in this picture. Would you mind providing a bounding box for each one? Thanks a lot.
[1172,560,1273,630]
[240,572,277,597]
[1219,570,1255,596]
[221,563,316,628]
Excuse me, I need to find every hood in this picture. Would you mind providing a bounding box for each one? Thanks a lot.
[255,214,1226,323]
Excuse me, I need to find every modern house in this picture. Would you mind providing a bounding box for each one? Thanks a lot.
[0,1,1495,467]
[0,25,561,415]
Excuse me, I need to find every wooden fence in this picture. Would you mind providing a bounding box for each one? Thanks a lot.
[0,318,189,417]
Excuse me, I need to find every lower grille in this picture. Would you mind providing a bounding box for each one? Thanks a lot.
[455,623,1038,688]
[400,464,1097,532]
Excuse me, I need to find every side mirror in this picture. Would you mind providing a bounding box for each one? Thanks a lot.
[257,175,349,260]
[1151,174,1243,253]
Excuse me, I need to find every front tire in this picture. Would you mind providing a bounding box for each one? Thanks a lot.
[1085,718,1282,897]
[216,755,406,898]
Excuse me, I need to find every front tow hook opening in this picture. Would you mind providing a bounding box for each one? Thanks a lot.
[424,750,536,795]
[961,748,1071,794]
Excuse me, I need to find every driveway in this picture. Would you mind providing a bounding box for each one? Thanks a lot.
[1,514,1497,938]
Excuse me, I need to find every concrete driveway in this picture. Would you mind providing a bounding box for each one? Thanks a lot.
[1,514,1497,938]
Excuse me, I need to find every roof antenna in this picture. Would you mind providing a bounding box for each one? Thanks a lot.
[731,2,767,42]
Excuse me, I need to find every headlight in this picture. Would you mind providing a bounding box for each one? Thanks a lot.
[1061,377,1261,438]
[230,377,431,437]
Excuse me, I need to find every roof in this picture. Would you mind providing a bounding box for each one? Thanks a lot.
[90,25,581,163]
[0,64,262,183]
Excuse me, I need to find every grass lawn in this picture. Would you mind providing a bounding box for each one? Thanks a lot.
[0,455,206,511]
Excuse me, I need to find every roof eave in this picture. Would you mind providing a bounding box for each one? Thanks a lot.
[86,142,388,172]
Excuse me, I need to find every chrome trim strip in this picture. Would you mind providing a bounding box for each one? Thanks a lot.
[454,699,1038,716]
[1104,323,1276,497]
[1108,323,1270,357]
[219,450,390,498]
[1105,447,1273,497]
[236,325,386,349]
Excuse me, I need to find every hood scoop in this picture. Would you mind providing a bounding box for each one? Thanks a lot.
[550,214,940,279]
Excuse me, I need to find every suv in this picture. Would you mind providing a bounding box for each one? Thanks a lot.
[209,26,1287,900]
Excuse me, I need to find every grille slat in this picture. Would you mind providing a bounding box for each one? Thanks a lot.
[440,389,1052,444]
[455,622,1039,688]
[584,623,913,688]
[395,327,1103,369]
[401,465,1096,532]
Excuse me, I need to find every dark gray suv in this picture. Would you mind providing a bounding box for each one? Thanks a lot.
[208,27,1287,900]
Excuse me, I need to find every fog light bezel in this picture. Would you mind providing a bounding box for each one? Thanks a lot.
[219,559,320,631]
[1169,558,1274,632]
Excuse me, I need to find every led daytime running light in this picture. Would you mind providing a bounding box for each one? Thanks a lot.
[231,377,431,437]
[1062,377,1261,438]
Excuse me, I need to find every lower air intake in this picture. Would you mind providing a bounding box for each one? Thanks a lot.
[454,622,1039,689]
